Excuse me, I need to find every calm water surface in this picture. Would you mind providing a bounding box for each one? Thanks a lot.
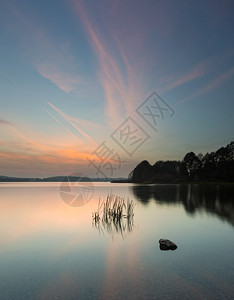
[0,182,233,299]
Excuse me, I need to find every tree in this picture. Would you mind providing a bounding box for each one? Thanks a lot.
[183,152,201,179]
[129,160,153,183]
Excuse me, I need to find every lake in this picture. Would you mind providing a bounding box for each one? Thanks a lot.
[0,182,233,299]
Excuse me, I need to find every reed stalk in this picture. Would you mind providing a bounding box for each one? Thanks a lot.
[92,193,135,236]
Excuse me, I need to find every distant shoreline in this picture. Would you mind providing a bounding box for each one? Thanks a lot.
[1,177,233,185]
[0,176,126,183]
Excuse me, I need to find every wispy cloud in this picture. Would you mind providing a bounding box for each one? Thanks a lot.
[0,118,53,153]
[158,49,234,95]
[32,35,84,94]
[0,147,97,177]
[0,119,13,126]
[36,63,82,93]
[0,119,98,177]
[4,1,86,95]
[46,110,82,142]
[0,71,20,87]
[179,66,234,104]
[47,102,98,147]
[195,67,234,95]
[71,1,145,127]
[76,3,126,124]
[162,64,208,92]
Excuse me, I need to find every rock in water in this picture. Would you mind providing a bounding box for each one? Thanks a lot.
[159,239,177,251]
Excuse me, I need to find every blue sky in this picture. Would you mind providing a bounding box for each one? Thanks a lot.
[0,0,234,177]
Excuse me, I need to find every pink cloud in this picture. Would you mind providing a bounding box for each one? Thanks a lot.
[0,117,98,177]
[46,110,83,143]
[179,66,234,104]
[71,1,145,128]
[5,1,87,94]
[159,50,234,93]
[164,64,207,91]
[47,102,98,148]
[0,119,47,152]
[36,63,82,93]
[0,119,13,126]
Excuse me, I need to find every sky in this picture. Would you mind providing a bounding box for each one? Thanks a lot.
[0,0,234,178]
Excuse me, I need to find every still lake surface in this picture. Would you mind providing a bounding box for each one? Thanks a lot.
[0,182,233,299]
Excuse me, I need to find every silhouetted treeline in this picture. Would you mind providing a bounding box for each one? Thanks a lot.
[129,141,234,183]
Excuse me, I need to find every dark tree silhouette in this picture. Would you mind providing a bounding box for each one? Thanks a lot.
[183,152,202,179]
[129,160,153,183]
[128,141,234,183]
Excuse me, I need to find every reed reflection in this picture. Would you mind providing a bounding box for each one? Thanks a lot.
[131,184,234,226]
[92,193,135,238]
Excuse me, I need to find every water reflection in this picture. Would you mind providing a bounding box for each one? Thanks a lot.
[92,193,135,238]
[132,184,234,226]
[0,183,234,299]
[92,214,134,238]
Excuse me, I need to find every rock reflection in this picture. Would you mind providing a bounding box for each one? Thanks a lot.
[132,184,234,226]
